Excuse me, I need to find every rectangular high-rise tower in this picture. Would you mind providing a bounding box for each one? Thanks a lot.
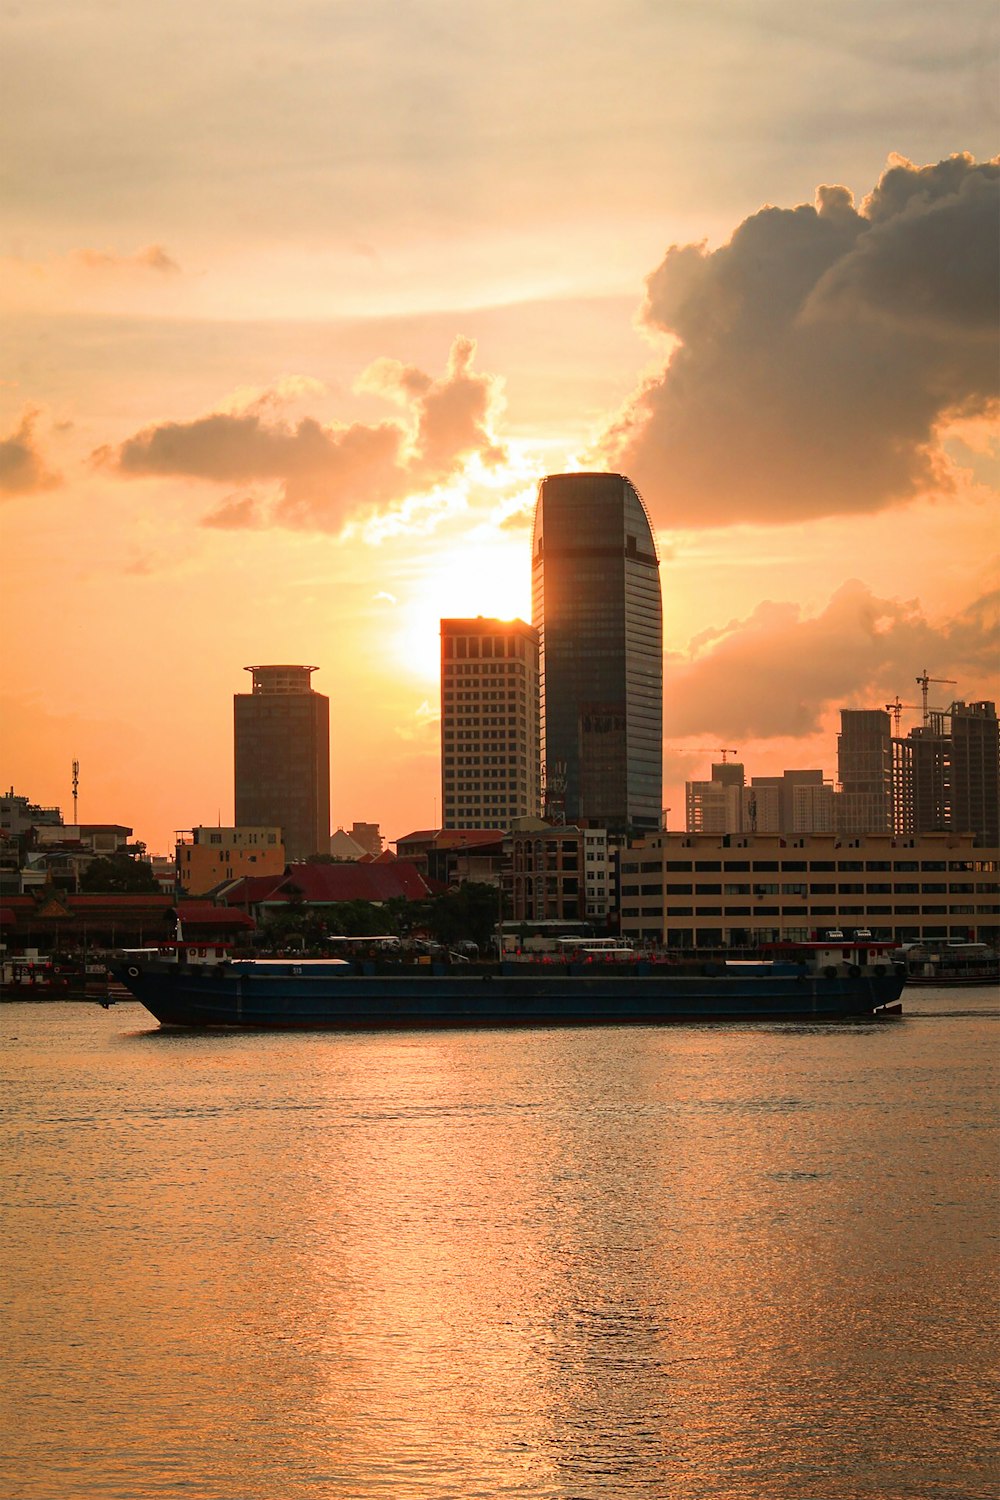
[532,472,662,832]
[233,665,330,862]
[440,618,540,830]
[836,709,893,835]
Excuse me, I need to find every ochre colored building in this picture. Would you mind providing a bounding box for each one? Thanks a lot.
[175,826,286,895]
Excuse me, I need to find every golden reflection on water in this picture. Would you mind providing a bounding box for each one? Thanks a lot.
[2,1002,997,1499]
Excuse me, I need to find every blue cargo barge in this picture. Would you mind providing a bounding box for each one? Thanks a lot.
[110,954,905,1029]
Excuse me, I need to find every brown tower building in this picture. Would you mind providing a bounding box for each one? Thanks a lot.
[234,665,330,861]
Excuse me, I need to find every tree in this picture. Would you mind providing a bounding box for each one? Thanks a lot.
[429,882,500,951]
[79,848,160,893]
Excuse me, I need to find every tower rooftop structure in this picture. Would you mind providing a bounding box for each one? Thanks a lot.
[244,665,319,693]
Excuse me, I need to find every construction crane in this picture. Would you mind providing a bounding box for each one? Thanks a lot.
[884,698,922,735]
[915,670,956,724]
[683,747,740,763]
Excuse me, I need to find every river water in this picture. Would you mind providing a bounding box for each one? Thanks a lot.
[2,989,997,1500]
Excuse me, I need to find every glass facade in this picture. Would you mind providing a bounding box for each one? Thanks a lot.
[532,472,662,833]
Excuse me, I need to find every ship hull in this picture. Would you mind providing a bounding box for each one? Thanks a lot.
[111,958,905,1030]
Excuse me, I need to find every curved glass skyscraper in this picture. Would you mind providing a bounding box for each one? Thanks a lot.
[532,472,662,833]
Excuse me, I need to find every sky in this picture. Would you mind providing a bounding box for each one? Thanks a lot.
[2,0,998,853]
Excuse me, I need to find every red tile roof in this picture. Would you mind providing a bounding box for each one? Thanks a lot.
[63,894,176,910]
[274,861,431,903]
[0,893,176,934]
[219,860,432,908]
[217,873,287,906]
[174,901,255,931]
[432,829,505,850]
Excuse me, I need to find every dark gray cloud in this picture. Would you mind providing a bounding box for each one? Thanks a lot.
[100,337,505,532]
[666,578,999,739]
[201,496,266,530]
[0,409,61,496]
[602,153,999,528]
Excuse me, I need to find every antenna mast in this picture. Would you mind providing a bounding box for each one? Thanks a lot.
[72,760,79,823]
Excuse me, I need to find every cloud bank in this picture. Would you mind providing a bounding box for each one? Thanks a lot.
[72,244,181,274]
[0,409,61,497]
[666,579,999,739]
[101,338,505,533]
[602,153,999,528]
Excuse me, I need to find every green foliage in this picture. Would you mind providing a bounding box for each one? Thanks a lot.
[250,882,500,953]
[428,882,500,950]
[79,849,161,893]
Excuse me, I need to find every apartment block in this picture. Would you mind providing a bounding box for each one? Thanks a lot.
[583,827,613,922]
[506,822,587,924]
[837,709,893,835]
[440,618,540,830]
[618,830,999,948]
[686,763,744,833]
[896,700,999,845]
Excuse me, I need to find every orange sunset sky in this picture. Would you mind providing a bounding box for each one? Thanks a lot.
[2,1,998,853]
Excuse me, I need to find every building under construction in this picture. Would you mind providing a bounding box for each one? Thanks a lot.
[894,700,999,846]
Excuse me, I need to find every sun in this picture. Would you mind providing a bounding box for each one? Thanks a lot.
[393,531,533,683]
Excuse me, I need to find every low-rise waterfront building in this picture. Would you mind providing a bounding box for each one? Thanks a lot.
[583,827,612,922]
[175,826,285,895]
[215,859,432,922]
[618,830,999,948]
[506,821,586,925]
[0,790,64,842]
[392,828,506,887]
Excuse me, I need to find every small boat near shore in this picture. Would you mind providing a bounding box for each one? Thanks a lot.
[900,942,999,988]
[0,955,111,1000]
[109,944,905,1030]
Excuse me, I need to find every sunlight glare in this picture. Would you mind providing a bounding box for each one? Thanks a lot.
[394,531,533,683]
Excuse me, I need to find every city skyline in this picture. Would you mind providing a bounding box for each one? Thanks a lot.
[2,4,998,852]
